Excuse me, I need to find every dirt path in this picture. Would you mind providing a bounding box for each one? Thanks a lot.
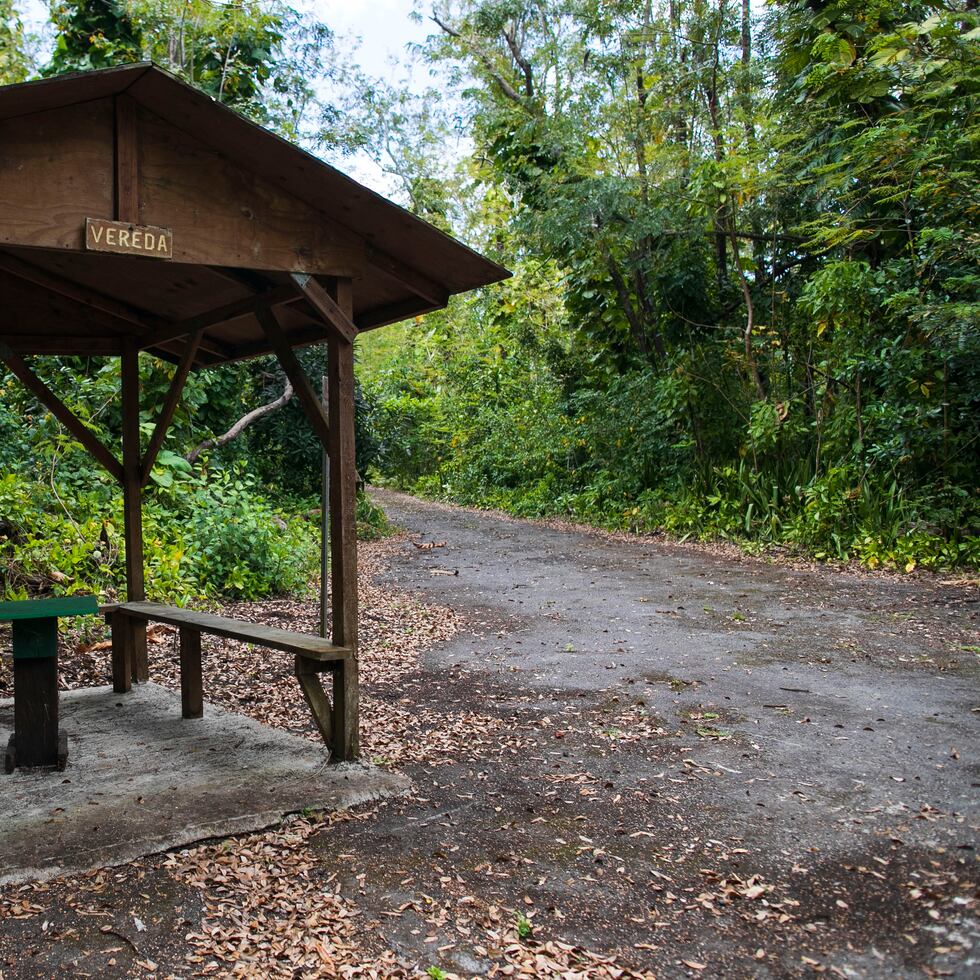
[351,490,979,977]
[1,490,977,978]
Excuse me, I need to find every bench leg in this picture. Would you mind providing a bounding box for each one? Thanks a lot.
[12,655,60,768]
[109,611,132,694]
[132,623,149,683]
[331,657,358,763]
[179,628,203,719]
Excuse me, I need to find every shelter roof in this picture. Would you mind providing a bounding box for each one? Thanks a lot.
[0,64,509,367]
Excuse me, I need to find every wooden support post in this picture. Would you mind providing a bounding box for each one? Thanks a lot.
[179,628,203,719]
[291,274,358,343]
[109,609,132,693]
[327,278,358,761]
[294,655,333,748]
[121,341,148,682]
[11,655,60,769]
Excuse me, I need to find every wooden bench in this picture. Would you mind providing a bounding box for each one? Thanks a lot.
[105,601,354,761]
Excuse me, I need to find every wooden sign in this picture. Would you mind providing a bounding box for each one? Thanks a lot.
[85,218,173,259]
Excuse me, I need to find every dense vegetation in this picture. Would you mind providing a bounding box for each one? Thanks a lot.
[362,0,980,570]
[0,0,977,607]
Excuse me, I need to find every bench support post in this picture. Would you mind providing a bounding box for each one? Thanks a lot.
[179,627,203,719]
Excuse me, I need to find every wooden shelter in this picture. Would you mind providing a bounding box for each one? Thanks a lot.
[0,64,508,765]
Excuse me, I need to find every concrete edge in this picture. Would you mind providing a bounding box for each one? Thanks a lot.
[0,766,412,888]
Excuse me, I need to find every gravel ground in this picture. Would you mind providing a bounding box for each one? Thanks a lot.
[0,489,977,978]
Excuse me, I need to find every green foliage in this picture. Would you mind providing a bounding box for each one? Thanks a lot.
[356,491,394,542]
[0,462,318,604]
[0,355,321,603]
[1,0,976,579]
[0,0,35,82]
[40,1,341,137]
[182,467,316,600]
[357,0,979,572]
[45,0,143,74]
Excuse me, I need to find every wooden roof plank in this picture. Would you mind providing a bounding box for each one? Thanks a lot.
[137,284,298,353]
[0,64,510,365]
[0,250,158,332]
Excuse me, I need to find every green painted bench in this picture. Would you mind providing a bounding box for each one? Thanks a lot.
[0,595,99,772]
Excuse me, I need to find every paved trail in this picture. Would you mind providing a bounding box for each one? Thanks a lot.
[355,489,979,977]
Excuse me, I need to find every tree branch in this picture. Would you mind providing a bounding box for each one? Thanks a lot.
[431,12,525,105]
[185,378,294,465]
[502,23,534,99]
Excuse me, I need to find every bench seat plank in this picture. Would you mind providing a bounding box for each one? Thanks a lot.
[109,601,350,663]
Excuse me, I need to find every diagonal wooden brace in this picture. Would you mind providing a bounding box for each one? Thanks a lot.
[291,274,358,343]
[294,654,335,754]
[0,343,124,483]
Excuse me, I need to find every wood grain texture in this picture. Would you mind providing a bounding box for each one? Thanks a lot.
[292,274,358,343]
[0,250,155,332]
[137,106,367,276]
[0,100,113,251]
[113,95,139,223]
[12,653,59,767]
[0,596,98,621]
[137,284,297,353]
[294,655,335,750]
[327,278,359,761]
[108,609,132,694]
[116,601,351,662]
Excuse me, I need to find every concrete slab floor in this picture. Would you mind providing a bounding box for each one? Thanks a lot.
[0,683,409,887]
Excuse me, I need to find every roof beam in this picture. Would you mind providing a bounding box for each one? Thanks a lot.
[0,335,124,355]
[0,342,124,482]
[137,284,298,354]
[292,274,357,343]
[0,251,160,333]
[365,246,448,307]
[355,298,442,332]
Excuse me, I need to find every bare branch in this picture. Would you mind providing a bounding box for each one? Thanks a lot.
[431,12,525,105]
[185,378,294,465]
[502,23,534,99]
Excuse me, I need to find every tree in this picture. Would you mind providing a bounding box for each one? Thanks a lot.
[0,1,35,83]
[42,1,340,138]
[45,0,144,73]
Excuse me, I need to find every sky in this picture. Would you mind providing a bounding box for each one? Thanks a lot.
[18,0,442,195]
